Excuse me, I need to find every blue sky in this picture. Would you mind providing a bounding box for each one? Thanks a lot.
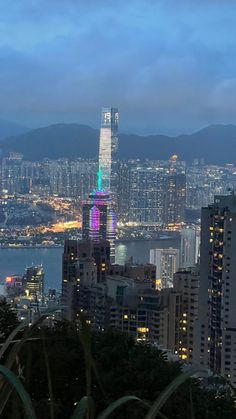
[1,0,236,134]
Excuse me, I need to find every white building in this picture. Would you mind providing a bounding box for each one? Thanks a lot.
[180,226,200,268]
[98,108,119,193]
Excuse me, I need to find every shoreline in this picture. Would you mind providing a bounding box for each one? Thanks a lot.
[0,235,179,250]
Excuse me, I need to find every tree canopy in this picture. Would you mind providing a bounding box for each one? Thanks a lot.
[0,321,235,419]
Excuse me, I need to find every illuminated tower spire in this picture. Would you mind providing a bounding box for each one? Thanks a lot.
[97,169,103,192]
[98,108,119,193]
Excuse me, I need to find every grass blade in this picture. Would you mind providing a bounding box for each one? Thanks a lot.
[0,307,63,415]
[0,364,37,419]
[40,328,55,419]
[97,395,150,419]
[70,396,90,419]
[144,366,207,419]
[0,319,28,359]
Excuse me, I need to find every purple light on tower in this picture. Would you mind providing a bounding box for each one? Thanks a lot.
[90,205,100,232]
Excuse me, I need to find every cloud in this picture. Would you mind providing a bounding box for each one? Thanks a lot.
[0,0,236,134]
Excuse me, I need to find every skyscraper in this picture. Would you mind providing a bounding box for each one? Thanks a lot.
[194,193,236,387]
[165,172,186,225]
[61,239,111,321]
[99,107,119,193]
[22,265,44,300]
[82,190,116,261]
[173,266,199,362]
[165,156,186,225]
[82,108,118,262]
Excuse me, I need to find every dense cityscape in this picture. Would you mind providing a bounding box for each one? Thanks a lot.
[2,1,236,417]
[1,107,236,393]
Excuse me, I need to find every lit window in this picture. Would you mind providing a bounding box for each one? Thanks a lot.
[137,327,149,333]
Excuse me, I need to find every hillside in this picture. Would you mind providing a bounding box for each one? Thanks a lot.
[0,118,29,141]
[1,123,236,164]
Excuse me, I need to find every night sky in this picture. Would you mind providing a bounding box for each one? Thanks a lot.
[1,0,236,134]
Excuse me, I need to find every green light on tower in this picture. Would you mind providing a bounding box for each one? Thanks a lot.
[97,169,103,191]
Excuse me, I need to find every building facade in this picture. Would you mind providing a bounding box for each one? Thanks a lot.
[82,190,116,262]
[128,166,167,224]
[99,108,119,194]
[194,194,236,387]
[150,248,179,289]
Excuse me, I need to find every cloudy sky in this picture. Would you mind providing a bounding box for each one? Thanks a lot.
[1,0,236,134]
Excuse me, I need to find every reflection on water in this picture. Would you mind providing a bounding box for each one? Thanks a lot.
[115,237,180,265]
[115,243,127,265]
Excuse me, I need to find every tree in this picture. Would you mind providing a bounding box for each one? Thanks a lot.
[2,323,236,419]
[0,299,19,343]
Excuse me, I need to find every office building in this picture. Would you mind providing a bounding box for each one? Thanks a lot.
[194,194,236,387]
[150,248,179,289]
[22,265,44,300]
[82,189,116,262]
[99,107,119,194]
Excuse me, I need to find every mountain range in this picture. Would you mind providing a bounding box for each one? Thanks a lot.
[1,122,236,164]
[0,118,29,141]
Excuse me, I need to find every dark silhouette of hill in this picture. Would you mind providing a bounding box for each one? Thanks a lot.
[1,123,100,160]
[1,123,236,164]
[0,118,29,141]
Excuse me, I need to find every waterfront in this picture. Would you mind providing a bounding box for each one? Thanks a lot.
[0,236,180,290]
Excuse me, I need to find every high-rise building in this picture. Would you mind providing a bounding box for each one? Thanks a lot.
[62,240,97,321]
[116,161,130,221]
[82,190,116,262]
[22,265,44,300]
[165,172,186,225]
[105,276,161,342]
[128,166,167,224]
[172,267,199,362]
[99,108,119,193]
[194,194,236,387]
[164,156,186,225]
[150,248,179,289]
[180,226,200,268]
[61,239,111,321]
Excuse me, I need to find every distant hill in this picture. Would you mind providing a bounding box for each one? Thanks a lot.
[0,118,29,141]
[0,123,100,160]
[1,123,236,164]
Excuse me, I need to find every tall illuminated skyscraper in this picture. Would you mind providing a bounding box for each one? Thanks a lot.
[99,108,119,193]
[82,171,116,262]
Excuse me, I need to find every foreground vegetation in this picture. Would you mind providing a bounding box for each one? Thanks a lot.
[0,303,235,418]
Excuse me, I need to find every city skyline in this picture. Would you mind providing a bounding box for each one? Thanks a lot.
[2,1,236,415]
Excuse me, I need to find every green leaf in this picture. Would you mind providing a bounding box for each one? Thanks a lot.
[0,306,64,416]
[0,364,37,419]
[70,396,89,419]
[144,366,207,419]
[0,319,28,359]
[97,395,150,419]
